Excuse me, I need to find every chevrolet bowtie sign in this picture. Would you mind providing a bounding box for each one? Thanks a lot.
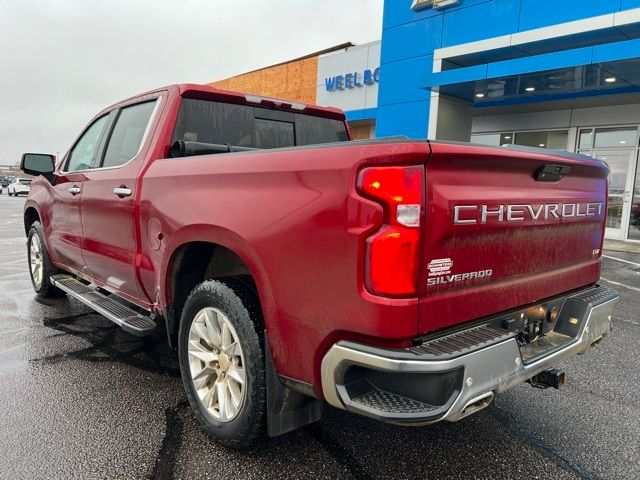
[411,0,460,10]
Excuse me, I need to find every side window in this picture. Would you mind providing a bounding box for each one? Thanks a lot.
[172,99,253,147]
[101,101,156,168]
[65,115,109,172]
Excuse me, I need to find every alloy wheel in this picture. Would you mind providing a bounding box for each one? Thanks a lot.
[187,307,247,422]
[29,234,44,289]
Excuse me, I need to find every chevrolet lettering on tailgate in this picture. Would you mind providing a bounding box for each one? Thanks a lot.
[453,202,605,225]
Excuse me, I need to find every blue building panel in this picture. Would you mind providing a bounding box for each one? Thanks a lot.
[441,1,521,47]
[345,108,379,122]
[377,55,434,105]
[425,38,640,87]
[380,15,443,64]
[376,100,431,138]
[382,0,488,30]
[517,0,624,31]
[592,37,640,63]
[427,63,488,87]
[486,46,594,78]
[372,0,640,139]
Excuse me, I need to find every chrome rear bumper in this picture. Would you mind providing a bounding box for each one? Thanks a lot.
[321,285,618,425]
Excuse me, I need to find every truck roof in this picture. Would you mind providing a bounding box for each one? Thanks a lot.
[109,83,346,121]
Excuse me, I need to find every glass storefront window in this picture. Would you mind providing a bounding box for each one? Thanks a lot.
[593,127,638,148]
[514,130,569,150]
[499,133,514,146]
[470,133,501,146]
[579,129,593,149]
[469,133,517,147]
[628,161,640,241]
[595,152,629,229]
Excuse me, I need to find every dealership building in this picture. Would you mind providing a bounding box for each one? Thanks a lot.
[210,0,640,242]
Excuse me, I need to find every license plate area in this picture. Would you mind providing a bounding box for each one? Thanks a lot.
[508,295,575,364]
[515,286,617,364]
[519,330,573,363]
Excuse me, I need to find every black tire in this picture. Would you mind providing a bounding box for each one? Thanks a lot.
[27,222,66,298]
[178,279,266,449]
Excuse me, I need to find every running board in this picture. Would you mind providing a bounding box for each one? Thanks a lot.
[50,274,156,337]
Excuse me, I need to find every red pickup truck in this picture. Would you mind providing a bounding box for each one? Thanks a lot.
[21,84,618,448]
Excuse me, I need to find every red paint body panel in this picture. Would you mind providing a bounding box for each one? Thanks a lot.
[45,172,87,269]
[141,142,429,387]
[25,84,610,397]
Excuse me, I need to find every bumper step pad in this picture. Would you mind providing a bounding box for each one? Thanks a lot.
[353,388,438,415]
[50,274,156,336]
[411,324,511,357]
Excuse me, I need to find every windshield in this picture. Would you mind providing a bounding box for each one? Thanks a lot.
[172,98,349,150]
[19,179,32,185]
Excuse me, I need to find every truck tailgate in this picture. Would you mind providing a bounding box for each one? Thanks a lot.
[418,142,609,334]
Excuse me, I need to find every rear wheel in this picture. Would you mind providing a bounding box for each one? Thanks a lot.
[27,222,65,298]
[178,280,266,449]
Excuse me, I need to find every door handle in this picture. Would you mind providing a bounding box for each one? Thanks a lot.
[623,191,631,202]
[68,185,81,195]
[113,187,132,197]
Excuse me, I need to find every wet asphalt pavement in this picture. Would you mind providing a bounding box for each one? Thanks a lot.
[0,192,639,480]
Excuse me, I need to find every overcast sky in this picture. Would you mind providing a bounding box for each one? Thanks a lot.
[0,0,383,164]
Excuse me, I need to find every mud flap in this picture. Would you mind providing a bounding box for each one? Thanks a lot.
[265,337,323,437]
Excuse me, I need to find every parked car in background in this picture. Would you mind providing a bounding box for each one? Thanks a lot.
[0,177,12,189]
[631,201,640,227]
[8,178,32,196]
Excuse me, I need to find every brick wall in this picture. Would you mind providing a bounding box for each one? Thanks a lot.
[209,56,318,105]
[349,121,375,140]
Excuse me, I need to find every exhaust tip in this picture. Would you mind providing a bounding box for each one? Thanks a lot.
[460,391,494,419]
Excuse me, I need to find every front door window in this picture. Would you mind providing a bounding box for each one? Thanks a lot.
[65,115,109,172]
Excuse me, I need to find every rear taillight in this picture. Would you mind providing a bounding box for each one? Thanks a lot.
[357,165,424,296]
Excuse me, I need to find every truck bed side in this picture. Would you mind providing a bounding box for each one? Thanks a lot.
[139,140,431,387]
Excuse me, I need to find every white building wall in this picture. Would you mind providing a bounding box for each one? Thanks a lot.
[316,41,380,112]
[472,103,640,134]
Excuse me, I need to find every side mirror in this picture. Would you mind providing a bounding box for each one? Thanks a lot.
[21,153,56,176]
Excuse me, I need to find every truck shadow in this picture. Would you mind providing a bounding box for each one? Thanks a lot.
[37,307,181,379]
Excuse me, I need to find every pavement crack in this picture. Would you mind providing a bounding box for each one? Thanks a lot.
[304,423,372,480]
[149,401,189,480]
[491,404,601,480]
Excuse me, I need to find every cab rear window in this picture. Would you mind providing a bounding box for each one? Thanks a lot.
[172,99,348,149]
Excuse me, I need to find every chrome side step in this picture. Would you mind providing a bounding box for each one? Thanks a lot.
[50,274,156,337]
